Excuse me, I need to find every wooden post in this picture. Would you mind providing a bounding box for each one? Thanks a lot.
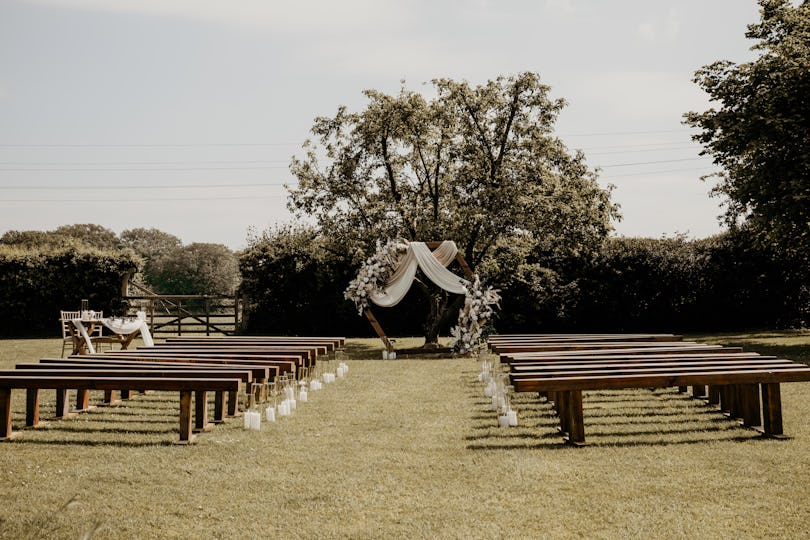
[761,383,784,437]
[76,389,90,412]
[364,309,394,351]
[194,390,210,432]
[213,391,226,423]
[707,385,720,406]
[25,388,39,427]
[178,391,195,444]
[692,385,706,398]
[566,390,586,445]
[0,388,14,440]
[177,299,183,336]
[227,390,239,417]
[205,297,210,337]
[742,384,761,427]
[55,389,70,417]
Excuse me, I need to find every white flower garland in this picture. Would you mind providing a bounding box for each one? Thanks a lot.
[344,239,408,314]
[450,275,501,354]
[346,239,501,354]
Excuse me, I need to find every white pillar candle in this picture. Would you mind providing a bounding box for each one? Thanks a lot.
[498,414,510,428]
[507,410,518,427]
[265,406,276,422]
[285,387,295,400]
[244,411,251,429]
[289,398,297,411]
[250,410,262,430]
[278,400,289,416]
[484,382,493,397]
[337,366,345,378]
[299,389,308,402]
[340,362,348,373]
[382,350,389,359]
[390,352,396,360]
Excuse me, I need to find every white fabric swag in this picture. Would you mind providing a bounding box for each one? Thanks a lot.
[369,241,469,308]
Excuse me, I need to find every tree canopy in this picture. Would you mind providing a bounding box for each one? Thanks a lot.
[287,72,619,343]
[685,0,810,254]
[289,72,619,267]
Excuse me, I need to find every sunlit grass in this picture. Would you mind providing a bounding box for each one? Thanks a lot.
[0,334,809,538]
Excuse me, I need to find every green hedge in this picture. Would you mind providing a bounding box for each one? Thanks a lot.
[0,245,139,337]
[239,229,808,336]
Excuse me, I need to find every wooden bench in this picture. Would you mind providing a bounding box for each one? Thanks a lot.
[132,347,314,371]
[22,359,264,419]
[164,336,346,352]
[488,333,683,344]
[508,360,810,445]
[72,352,293,404]
[0,375,241,444]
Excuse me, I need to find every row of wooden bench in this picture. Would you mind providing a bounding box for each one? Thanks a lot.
[488,333,810,445]
[0,336,345,444]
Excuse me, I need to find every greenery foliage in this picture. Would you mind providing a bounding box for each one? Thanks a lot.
[0,245,139,337]
[287,72,619,342]
[239,228,807,336]
[685,0,810,255]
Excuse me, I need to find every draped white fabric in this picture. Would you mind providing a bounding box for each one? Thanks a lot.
[102,312,155,347]
[369,241,470,308]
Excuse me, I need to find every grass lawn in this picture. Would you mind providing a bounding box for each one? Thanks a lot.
[1,333,809,538]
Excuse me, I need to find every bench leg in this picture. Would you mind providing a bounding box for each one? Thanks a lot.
[120,389,131,400]
[558,391,570,434]
[227,390,239,417]
[678,386,688,393]
[75,389,90,412]
[193,390,213,432]
[761,383,785,438]
[55,389,71,418]
[742,384,761,428]
[566,390,586,446]
[213,391,226,423]
[707,385,720,406]
[25,388,40,427]
[177,391,196,445]
[692,385,706,398]
[0,388,17,441]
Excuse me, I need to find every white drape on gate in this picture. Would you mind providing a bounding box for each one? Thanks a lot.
[369,241,469,308]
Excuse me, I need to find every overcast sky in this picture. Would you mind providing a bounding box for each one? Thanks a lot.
[0,0,762,250]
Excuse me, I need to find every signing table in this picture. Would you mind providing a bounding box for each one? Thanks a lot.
[70,313,154,355]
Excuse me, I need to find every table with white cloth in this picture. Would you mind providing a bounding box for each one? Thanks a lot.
[69,313,154,355]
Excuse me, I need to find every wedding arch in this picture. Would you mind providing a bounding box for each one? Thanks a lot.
[344,240,499,354]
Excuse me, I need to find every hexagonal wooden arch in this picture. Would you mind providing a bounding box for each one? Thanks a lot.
[363,241,475,352]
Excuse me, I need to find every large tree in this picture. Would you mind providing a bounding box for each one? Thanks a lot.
[289,72,618,343]
[685,0,810,255]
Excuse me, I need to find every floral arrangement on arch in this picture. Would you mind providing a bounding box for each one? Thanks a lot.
[450,275,501,354]
[344,239,409,315]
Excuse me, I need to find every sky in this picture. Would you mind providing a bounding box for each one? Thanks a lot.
[0,0,763,250]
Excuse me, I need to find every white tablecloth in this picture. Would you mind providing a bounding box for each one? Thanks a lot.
[71,313,154,354]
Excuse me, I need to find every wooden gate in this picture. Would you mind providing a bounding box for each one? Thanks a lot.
[122,278,241,337]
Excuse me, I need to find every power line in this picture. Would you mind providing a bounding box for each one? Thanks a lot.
[601,166,719,179]
[0,165,288,172]
[0,195,291,202]
[0,182,292,190]
[0,142,300,149]
[0,160,290,166]
[561,128,694,137]
[598,157,710,168]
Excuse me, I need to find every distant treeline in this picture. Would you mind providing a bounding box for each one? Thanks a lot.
[1,226,806,338]
[0,245,137,337]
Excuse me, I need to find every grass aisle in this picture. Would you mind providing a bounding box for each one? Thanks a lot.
[0,336,810,538]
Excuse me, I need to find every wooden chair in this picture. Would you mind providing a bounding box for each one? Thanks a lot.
[59,311,81,358]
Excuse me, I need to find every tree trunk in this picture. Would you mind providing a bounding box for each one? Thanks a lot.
[421,287,465,347]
